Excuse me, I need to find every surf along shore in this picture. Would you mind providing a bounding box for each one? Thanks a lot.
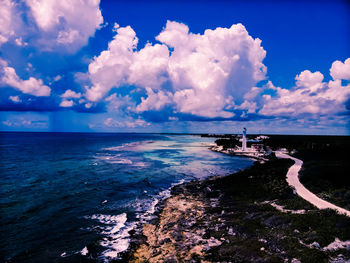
[122,135,350,263]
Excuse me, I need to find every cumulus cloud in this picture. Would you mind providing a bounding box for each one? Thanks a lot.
[60,100,74,107]
[105,93,136,113]
[0,0,102,51]
[61,89,81,99]
[259,68,350,117]
[86,23,170,102]
[80,21,350,124]
[0,0,17,45]
[104,117,150,128]
[2,118,48,129]
[158,21,266,118]
[86,25,139,101]
[85,21,267,119]
[85,22,349,121]
[330,58,350,80]
[9,95,21,103]
[0,59,50,96]
[25,0,103,51]
[136,87,172,112]
[14,37,28,46]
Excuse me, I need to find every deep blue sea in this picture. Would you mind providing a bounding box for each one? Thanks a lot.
[0,132,253,262]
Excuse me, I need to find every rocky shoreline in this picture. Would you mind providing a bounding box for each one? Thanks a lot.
[121,155,350,263]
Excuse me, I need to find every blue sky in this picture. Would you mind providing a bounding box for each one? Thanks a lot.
[0,0,349,134]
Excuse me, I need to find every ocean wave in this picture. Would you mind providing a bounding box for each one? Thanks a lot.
[82,179,188,261]
[83,213,136,260]
[89,213,127,226]
[135,179,186,223]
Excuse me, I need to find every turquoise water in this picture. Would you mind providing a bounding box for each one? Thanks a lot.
[0,132,253,262]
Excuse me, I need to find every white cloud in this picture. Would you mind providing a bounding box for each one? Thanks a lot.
[81,22,349,122]
[2,117,48,128]
[259,67,350,117]
[330,58,350,80]
[2,120,13,126]
[61,89,81,99]
[0,0,103,51]
[104,117,150,128]
[159,21,266,118]
[53,75,62,82]
[86,25,138,101]
[295,70,324,88]
[60,100,74,107]
[9,95,21,103]
[0,59,51,96]
[3,119,32,127]
[136,87,172,112]
[85,102,92,109]
[105,93,136,112]
[235,100,258,113]
[14,37,27,46]
[85,21,267,118]
[56,29,80,44]
[25,0,103,50]
[85,24,169,102]
[0,0,18,45]
[128,43,169,88]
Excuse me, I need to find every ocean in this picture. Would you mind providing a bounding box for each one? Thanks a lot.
[0,132,253,262]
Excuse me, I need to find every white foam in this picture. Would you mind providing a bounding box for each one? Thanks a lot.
[83,177,193,260]
[85,213,135,260]
[137,179,186,223]
[101,221,137,259]
[81,246,88,256]
[90,213,127,226]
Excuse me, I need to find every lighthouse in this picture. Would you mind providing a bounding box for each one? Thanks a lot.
[242,127,247,152]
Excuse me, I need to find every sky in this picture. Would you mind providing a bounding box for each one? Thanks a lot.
[0,0,350,134]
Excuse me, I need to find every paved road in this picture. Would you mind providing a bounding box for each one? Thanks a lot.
[275,151,350,217]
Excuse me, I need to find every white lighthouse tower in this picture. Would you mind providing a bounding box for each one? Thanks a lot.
[242,127,247,152]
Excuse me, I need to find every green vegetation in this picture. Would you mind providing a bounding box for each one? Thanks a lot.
[214,134,350,210]
[264,135,350,210]
[199,158,350,262]
[214,138,240,149]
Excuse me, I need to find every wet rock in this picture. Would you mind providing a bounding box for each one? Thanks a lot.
[311,241,320,249]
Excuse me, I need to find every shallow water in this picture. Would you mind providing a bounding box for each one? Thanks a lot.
[0,132,253,262]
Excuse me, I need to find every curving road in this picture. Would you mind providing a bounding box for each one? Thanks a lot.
[275,151,350,217]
